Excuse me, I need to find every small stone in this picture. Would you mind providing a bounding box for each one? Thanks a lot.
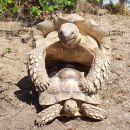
[114,55,122,60]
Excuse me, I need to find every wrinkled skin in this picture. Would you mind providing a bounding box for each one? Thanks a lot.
[64,99,80,116]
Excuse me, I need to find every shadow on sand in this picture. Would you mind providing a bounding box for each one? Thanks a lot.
[15,76,42,113]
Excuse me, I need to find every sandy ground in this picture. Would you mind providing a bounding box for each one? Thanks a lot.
[0,14,130,130]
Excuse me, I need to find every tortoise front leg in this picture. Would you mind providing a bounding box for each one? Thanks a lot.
[79,50,111,94]
[81,103,108,120]
[27,48,50,92]
[35,104,63,126]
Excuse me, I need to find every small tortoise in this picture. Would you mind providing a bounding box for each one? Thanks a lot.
[35,67,107,126]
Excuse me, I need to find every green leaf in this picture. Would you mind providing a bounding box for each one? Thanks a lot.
[12,4,21,14]
[96,0,101,3]
[0,7,4,14]
[53,4,59,9]
[30,6,41,17]
[64,0,68,6]
[4,48,12,54]
[63,0,75,7]
[39,0,47,7]
[3,0,13,4]
[67,1,74,6]
[0,7,4,18]
[46,5,54,12]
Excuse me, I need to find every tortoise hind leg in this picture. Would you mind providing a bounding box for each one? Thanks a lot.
[35,104,63,126]
[81,103,108,120]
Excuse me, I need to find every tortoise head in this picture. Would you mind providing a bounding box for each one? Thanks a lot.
[58,23,81,47]
[64,99,80,116]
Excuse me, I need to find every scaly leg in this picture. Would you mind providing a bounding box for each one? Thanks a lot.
[27,48,50,92]
[82,103,108,120]
[35,104,63,126]
[79,50,111,94]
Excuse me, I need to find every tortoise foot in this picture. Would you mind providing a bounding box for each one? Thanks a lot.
[82,103,108,120]
[35,104,62,127]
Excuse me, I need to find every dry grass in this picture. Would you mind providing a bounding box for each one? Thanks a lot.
[104,4,130,15]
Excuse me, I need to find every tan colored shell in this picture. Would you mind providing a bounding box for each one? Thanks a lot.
[36,14,97,48]
[36,13,110,54]
[39,68,100,106]
[58,68,82,79]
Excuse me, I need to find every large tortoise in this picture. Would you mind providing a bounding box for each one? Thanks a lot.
[28,13,111,94]
[27,13,111,125]
[35,67,107,126]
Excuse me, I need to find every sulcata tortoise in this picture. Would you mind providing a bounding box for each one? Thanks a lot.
[27,13,111,125]
[35,67,107,126]
[28,13,111,94]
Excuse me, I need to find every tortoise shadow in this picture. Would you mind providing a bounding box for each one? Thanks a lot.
[15,76,42,113]
[58,116,100,124]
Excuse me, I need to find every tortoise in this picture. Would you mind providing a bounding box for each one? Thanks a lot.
[35,67,107,126]
[28,13,111,94]
[27,13,111,125]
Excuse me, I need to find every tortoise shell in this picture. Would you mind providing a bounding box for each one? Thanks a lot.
[39,68,100,106]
